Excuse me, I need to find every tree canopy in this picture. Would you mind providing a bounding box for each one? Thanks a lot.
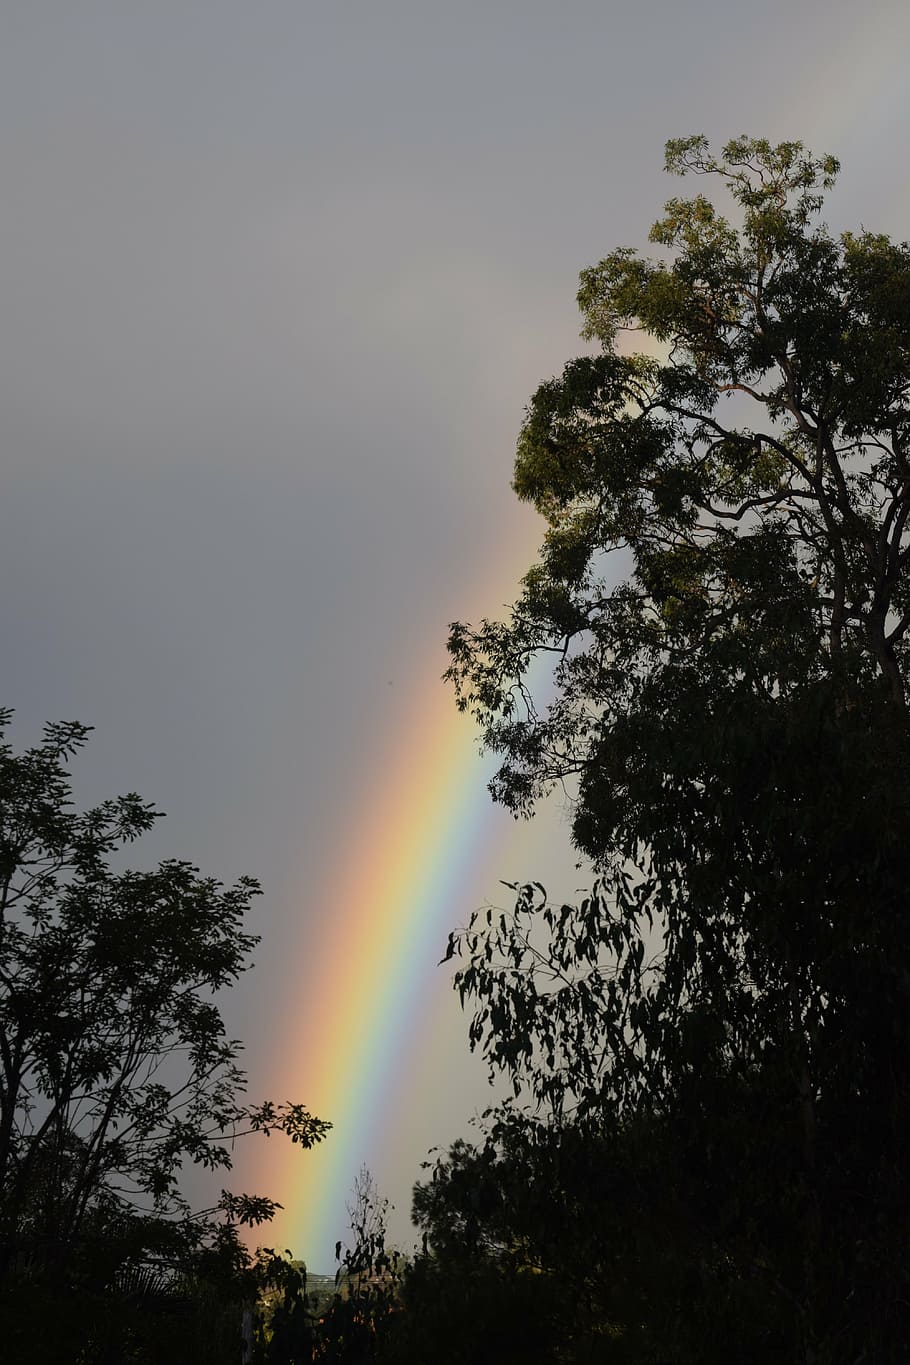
[449,134,910,820]
[442,136,910,1362]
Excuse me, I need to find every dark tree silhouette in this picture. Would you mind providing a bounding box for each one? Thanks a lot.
[0,712,329,1360]
[444,137,910,1362]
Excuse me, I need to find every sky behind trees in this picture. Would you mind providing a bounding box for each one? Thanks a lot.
[2,0,908,1268]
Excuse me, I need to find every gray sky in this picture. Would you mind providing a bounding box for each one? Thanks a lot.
[3,0,909,1269]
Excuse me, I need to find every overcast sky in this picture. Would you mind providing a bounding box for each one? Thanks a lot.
[3,1,909,1269]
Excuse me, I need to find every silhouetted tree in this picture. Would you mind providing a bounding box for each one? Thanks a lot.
[445,137,910,1362]
[316,1168,403,1364]
[249,1251,318,1365]
[0,712,330,1360]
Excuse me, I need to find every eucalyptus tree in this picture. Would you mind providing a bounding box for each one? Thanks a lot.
[445,138,910,1361]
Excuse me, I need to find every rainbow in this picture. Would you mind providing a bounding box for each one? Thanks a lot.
[252,75,910,1268]
[250,535,549,1271]
[284,686,498,1267]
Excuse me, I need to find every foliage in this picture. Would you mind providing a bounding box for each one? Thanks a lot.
[448,134,910,821]
[249,1251,319,1365]
[0,712,330,1361]
[316,1168,404,1364]
[407,1114,796,1364]
[444,137,910,1361]
[312,1165,567,1365]
[390,1243,563,1365]
[403,1126,583,1364]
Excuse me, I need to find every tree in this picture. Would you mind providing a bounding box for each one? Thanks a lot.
[445,138,910,1361]
[248,1250,317,1365]
[0,711,329,1357]
[316,1168,404,1364]
[408,1115,786,1364]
